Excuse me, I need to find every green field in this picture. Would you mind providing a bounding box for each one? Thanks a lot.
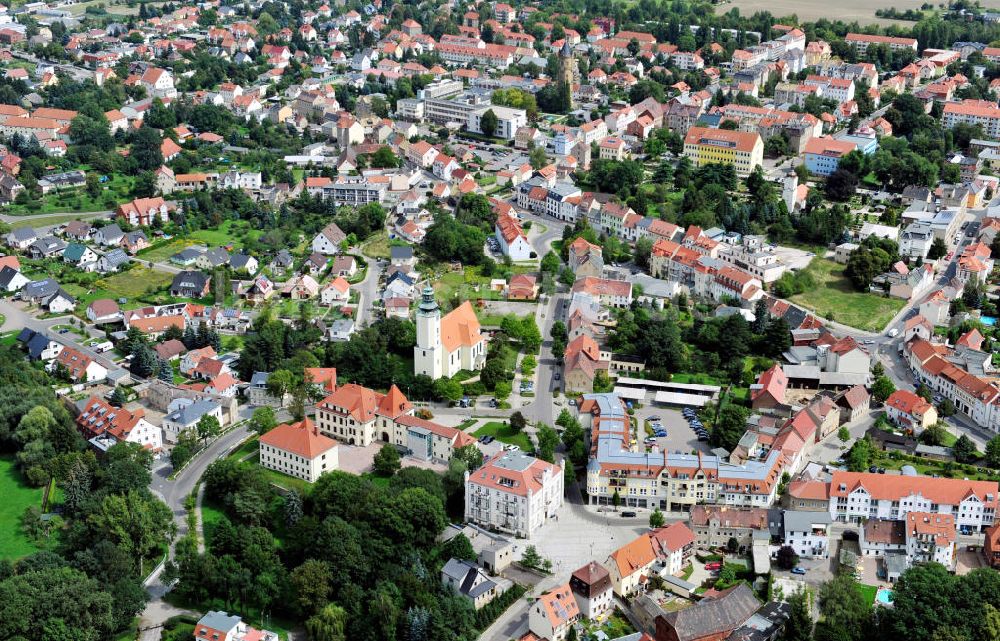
[789,258,906,332]
[473,422,533,451]
[0,456,45,559]
[63,267,175,310]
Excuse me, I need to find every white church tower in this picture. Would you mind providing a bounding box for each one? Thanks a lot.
[414,286,443,379]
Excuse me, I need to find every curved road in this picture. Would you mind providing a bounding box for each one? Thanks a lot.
[140,423,252,638]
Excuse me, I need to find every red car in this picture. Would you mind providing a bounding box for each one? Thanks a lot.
[704,562,722,570]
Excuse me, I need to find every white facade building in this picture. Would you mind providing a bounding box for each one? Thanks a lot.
[465,451,563,538]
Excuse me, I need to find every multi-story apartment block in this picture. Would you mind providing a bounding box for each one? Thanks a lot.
[580,394,784,511]
[827,471,998,531]
[942,100,1000,139]
[682,127,763,176]
[465,451,563,537]
[845,33,918,56]
[905,511,956,567]
[803,137,857,176]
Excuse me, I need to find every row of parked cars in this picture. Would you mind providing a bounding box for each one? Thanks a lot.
[644,416,667,445]
[683,408,709,441]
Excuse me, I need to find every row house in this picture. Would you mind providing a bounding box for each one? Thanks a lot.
[827,470,997,532]
[580,394,785,511]
[906,338,1000,431]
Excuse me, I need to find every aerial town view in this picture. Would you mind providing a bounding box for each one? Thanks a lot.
[8,0,1000,640]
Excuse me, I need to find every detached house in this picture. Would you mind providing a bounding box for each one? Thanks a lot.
[311,222,347,255]
[170,271,211,298]
[885,389,938,432]
[116,197,173,226]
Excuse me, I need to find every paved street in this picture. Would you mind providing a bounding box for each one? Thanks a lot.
[353,255,385,326]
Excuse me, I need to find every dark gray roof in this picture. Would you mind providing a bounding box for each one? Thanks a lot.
[0,265,23,289]
[660,584,760,641]
[441,558,496,599]
[9,227,36,242]
[165,399,220,426]
[97,223,123,240]
[23,278,59,300]
[230,253,255,269]
[102,248,129,267]
[390,245,414,260]
[26,332,55,359]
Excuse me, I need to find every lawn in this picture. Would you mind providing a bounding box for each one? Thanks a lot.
[138,239,202,263]
[200,500,227,549]
[189,220,262,247]
[857,583,879,606]
[473,422,533,451]
[360,230,391,259]
[227,437,260,462]
[4,172,132,216]
[63,267,175,310]
[10,213,100,229]
[672,372,723,386]
[0,456,45,559]
[789,258,906,332]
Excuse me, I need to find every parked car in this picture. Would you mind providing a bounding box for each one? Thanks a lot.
[704,562,722,570]
[554,372,561,380]
[791,567,806,575]
[621,511,637,517]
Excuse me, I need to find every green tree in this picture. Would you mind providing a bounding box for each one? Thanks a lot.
[986,435,1000,468]
[494,380,512,402]
[838,427,851,443]
[712,405,749,452]
[529,145,548,170]
[373,444,401,477]
[649,508,665,528]
[928,237,947,260]
[266,369,295,404]
[196,414,221,444]
[536,423,559,462]
[249,406,277,436]
[776,545,799,569]
[130,126,163,171]
[90,490,175,575]
[847,436,873,473]
[289,560,333,617]
[784,589,814,641]
[306,603,347,641]
[433,377,463,403]
[510,411,527,433]
[814,574,870,641]
[954,434,977,464]
[479,109,498,137]
[872,376,896,403]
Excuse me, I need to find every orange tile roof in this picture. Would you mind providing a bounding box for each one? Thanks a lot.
[537,583,580,628]
[440,301,483,352]
[830,471,998,507]
[260,418,337,458]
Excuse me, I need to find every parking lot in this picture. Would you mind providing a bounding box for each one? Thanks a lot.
[635,407,714,456]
